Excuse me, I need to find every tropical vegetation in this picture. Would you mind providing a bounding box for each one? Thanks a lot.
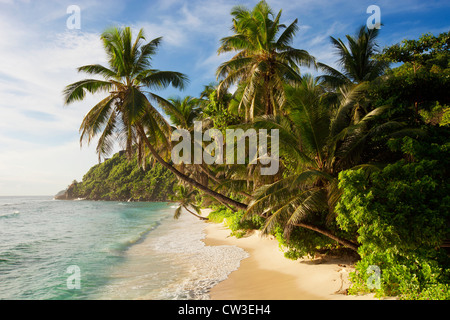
[63,1,449,300]
[62,150,176,201]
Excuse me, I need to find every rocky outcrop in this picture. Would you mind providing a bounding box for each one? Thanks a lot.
[54,183,78,200]
[54,189,68,200]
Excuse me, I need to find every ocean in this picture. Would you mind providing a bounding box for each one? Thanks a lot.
[0,196,248,300]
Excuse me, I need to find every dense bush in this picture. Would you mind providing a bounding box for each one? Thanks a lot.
[336,135,450,299]
[273,225,338,260]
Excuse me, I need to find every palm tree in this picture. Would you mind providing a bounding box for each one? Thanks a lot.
[216,0,316,121]
[63,26,247,211]
[164,95,213,187]
[317,25,390,129]
[318,25,390,88]
[171,185,208,221]
[165,96,202,130]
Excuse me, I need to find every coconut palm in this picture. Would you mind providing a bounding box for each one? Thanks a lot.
[164,95,214,187]
[171,185,207,221]
[165,96,202,130]
[316,25,390,129]
[244,75,406,251]
[216,0,316,121]
[63,26,247,211]
[318,25,390,87]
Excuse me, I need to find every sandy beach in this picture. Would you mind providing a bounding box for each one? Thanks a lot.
[201,209,377,300]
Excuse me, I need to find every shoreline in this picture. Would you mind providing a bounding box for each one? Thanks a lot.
[200,209,377,300]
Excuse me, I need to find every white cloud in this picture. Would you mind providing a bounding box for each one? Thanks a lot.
[0,8,113,195]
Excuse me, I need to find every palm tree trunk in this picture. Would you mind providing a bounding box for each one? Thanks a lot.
[184,206,209,221]
[215,198,236,212]
[265,75,273,115]
[136,125,248,210]
[293,222,359,252]
[198,164,254,201]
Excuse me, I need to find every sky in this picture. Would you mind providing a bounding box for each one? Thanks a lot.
[0,0,449,196]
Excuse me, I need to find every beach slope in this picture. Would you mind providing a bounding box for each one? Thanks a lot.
[202,211,376,300]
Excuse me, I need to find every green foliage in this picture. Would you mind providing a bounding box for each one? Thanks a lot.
[369,63,450,119]
[371,31,450,120]
[207,206,264,238]
[377,31,450,66]
[273,225,336,260]
[420,102,450,126]
[207,206,235,223]
[201,89,241,130]
[336,135,450,299]
[68,151,176,201]
[442,108,450,127]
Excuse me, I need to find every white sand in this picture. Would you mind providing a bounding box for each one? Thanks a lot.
[201,209,377,300]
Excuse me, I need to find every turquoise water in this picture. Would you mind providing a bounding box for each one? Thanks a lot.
[0,196,248,300]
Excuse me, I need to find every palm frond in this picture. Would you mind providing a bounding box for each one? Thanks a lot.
[173,206,182,220]
[79,94,117,146]
[139,70,189,91]
[63,79,113,105]
[77,64,117,79]
[276,18,298,48]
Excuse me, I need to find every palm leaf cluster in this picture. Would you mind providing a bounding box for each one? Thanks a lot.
[318,26,390,87]
[217,0,315,121]
[243,76,403,246]
[64,27,187,165]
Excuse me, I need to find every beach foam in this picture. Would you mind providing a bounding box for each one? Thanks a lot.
[149,212,249,300]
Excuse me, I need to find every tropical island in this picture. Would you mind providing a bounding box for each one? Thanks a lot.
[59,1,449,300]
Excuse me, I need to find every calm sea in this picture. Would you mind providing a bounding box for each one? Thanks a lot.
[0,196,248,300]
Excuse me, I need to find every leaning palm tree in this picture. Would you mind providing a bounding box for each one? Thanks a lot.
[217,0,316,121]
[171,185,208,221]
[63,26,247,210]
[64,27,182,163]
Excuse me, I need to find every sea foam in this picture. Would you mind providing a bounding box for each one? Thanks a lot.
[149,212,249,300]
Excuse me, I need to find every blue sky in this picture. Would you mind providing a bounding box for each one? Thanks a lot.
[0,0,449,196]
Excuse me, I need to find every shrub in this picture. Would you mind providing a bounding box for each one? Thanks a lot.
[207,207,265,238]
[336,136,450,299]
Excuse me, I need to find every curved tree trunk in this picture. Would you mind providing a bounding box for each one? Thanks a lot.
[293,222,359,252]
[197,164,254,201]
[185,206,209,221]
[137,125,248,210]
